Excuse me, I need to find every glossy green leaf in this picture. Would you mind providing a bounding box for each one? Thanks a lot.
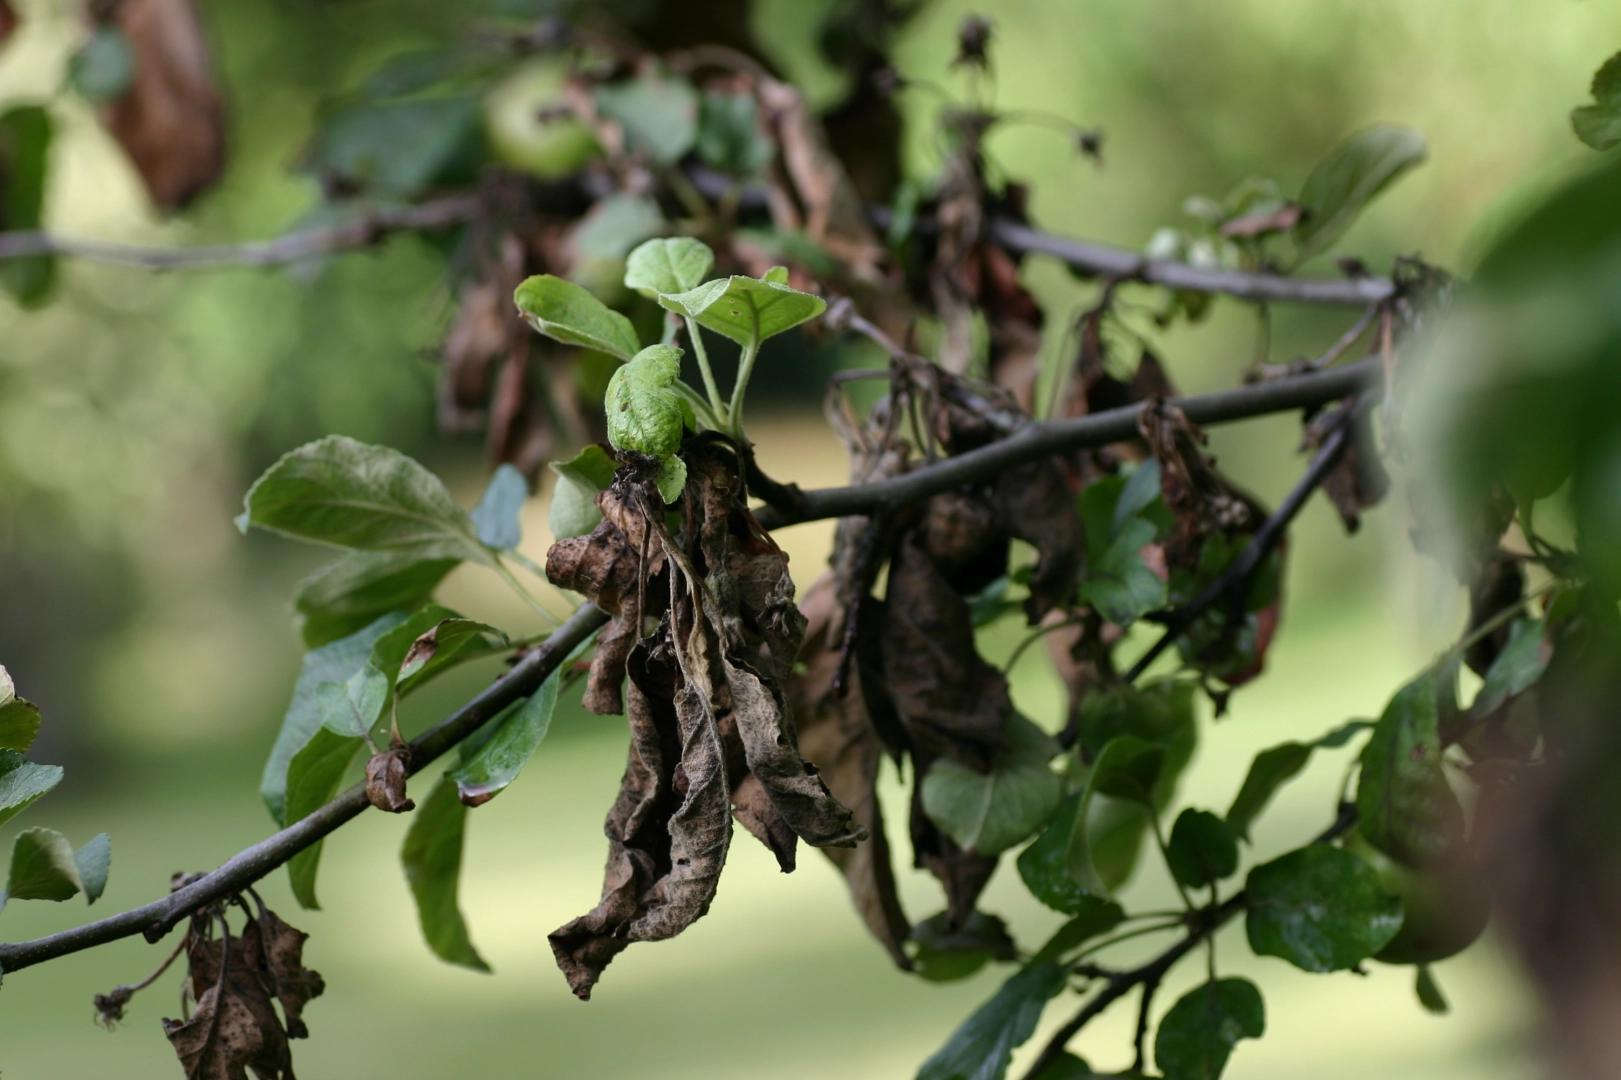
[592,72,697,164]
[1017,792,1093,912]
[2,828,80,908]
[470,464,527,551]
[1472,618,1550,717]
[67,26,134,101]
[0,105,57,306]
[908,910,1018,983]
[316,666,389,740]
[1026,897,1126,967]
[922,715,1063,856]
[657,275,827,347]
[1225,720,1371,842]
[0,666,41,753]
[918,962,1069,1080]
[513,274,641,361]
[293,551,458,649]
[1415,964,1449,1015]
[302,94,485,197]
[1244,845,1403,972]
[74,833,111,904]
[238,436,494,566]
[1166,809,1239,889]
[1078,517,1166,626]
[548,445,618,539]
[401,775,489,971]
[1089,734,1166,807]
[624,237,715,298]
[0,749,62,830]
[1154,977,1265,1080]
[1572,52,1621,150]
[446,669,559,807]
[284,728,365,909]
[1356,672,1465,864]
[606,344,686,459]
[696,89,774,175]
[1294,125,1427,262]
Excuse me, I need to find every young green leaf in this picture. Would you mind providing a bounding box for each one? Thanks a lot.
[907,910,1018,983]
[605,344,686,458]
[548,445,618,539]
[917,962,1069,1080]
[446,668,560,807]
[1415,964,1449,1015]
[284,729,365,909]
[1356,672,1465,865]
[654,455,687,505]
[470,464,527,551]
[0,105,58,307]
[1224,720,1371,842]
[2,828,81,908]
[1244,845,1404,972]
[293,552,458,650]
[73,833,111,903]
[0,666,42,753]
[592,71,698,165]
[238,436,494,566]
[315,667,389,740]
[623,237,715,298]
[1572,51,1621,151]
[695,89,774,175]
[513,274,642,361]
[921,715,1063,856]
[1294,124,1427,262]
[1165,808,1239,889]
[1025,897,1126,967]
[1154,977,1266,1080]
[401,774,490,971]
[1077,516,1167,626]
[0,749,62,830]
[1471,617,1550,717]
[657,275,827,347]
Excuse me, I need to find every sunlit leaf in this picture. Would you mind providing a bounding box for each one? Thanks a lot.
[1294,124,1427,262]
[401,775,489,971]
[623,237,715,298]
[1244,845,1403,972]
[1154,977,1265,1080]
[657,275,827,347]
[605,344,686,460]
[513,274,641,361]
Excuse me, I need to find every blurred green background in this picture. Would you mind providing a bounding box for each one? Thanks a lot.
[1,0,1614,1076]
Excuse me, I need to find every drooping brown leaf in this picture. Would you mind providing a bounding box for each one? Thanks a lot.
[164,923,293,1080]
[1308,400,1389,533]
[94,0,225,210]
[1138,397,1256,567]
[729,772,797,872]
[252,907,324,1040]
[991,458,1084,622]
[363,743,414,813]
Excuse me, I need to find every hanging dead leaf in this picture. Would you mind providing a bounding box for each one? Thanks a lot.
[164,922,294,1080]
[1308,400,1389,533]
[364,743,414,813]
[251,907,324,1040]
[1138,397,1256,567]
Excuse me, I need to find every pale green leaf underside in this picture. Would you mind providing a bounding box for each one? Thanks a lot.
[514,274,641,360]
[657,275,827,347]
[624,237,714,298]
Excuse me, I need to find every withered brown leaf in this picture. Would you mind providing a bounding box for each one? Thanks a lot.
[252,907,325,1040]
[1138,396,1256,567]
[364,743,414,813]
[164,923,293,1080]
[1308,401,1390,534]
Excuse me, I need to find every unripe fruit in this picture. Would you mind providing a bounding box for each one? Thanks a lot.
[1342,828,1490,965]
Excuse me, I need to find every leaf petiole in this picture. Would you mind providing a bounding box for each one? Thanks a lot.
[493,559,565,626]
[684,316,727,420]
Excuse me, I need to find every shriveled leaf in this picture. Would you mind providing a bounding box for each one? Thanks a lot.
[1415,964,1449,1015]
[253,907,325,1039]
[303,94,483,198]
[74,833,111,903]
[909,910,1017,983]
[1245,845,1404,972]
[284,729,364,909]
[448,667,559,806]
[0,105,57,307]
[0,666,41,752]
[1026,897,1126,967]
[922,715,1063,856]
[1356,672,1465,865]
[292,552,457,649]
[315,667,388,740]
[470,464,527,551]
[1471,617,1550,717]
[401,775,489,971]
[1294,124,1427,262]
[548,445,618,539]
[1225,720,1370,842]
[513,274,640,361]
[238,436,494,566]
[605,344,686,458]
[2,828,81,906]
[918,962,1069,1080]
[68,26,135,102]
[164,923,294,1080]
[1572,51,1621,150]
[623,237,715,298]
[592,71,697,164]
[364,744,414,813]
[0,748,62,830]
[1166,808,1239,889]
[1154,977,1265,1080]
[657,275,827,347]
[395,617,508,694]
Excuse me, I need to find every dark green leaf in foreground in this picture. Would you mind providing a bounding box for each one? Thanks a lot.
[293,551,458,649]
[1077,516,1166,627]
[1294,124,1427,262]
[0,105,57,306]
[623,237,715,298]
[1572,51,1621,150]
[0,749,62,830]
[548,445,618,540]
[238,436,494,566]
[907,910,1018,983]
[73,832,111,903]
[1166,809,1239,889]
[448,666,560,806]
[401,774,489,971]
[922,715,1063,856]
[1017,791,1093,913]
[1356,672,1464,865]
[284,728,365,909]
[2,828,81,907]
[513,274,641,361]
[1026,897,1126,967]
[470,464,527,551]
[1225,720,1371,842]
[1415,964,1449,1015]
[0,666,42,752]
[1154,977,1266,1080]
[657,274,827,347]
[1245,845,1403,972]
[918,962,1069,1080]
[1029,1053,1093,1080]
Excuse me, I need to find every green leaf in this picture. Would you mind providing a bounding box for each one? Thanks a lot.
[396,617,509,696]
[605,344,686,459]
[623,237,715,298]
[0,749,62,830]
[67,26,134,102]
[1165,809,1239,889]
[302,94,485,197]
[0,666,42,752]
[1017,792,1094,913]
[922,715,1063,856]
[569,194,664,292]
[1029,1053,1093,1080]
[447,672,559,807]
[1224,720,1371,842]
[470,464,527,551]
[1026,897,1126,967]
[1472,618,1550,717]
[918,962,1069,1080]
[592,72,697,164]
[1078,517,1166,626]
[1,828,81,908]
[1089,734,1166,807]
[315,667,389,740]
[548,445,618,539]
[73,833,111,904]
[1244,845,1404,972]
[401,775,489,971]
[1415,964,1449,1015]
[1154,977,1265,1080]
[657,275,827,348]
[1293,124,1427,262]
[513,274,641,361]
[654,455,687,505]
[284,728,364,909]
[293,552,458,649]
[0,105,58,307]
[695,89,774,175]
[1572,52,1621,150]
[1356,672,1465,865]
[238,436,494,566]
[908,910,1018,983]
[1112,460,1164,533]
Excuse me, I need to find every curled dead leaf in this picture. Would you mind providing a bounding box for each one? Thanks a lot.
[164,921,293,1080]
[1308,400,1389,534]
[364,744,414,814]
